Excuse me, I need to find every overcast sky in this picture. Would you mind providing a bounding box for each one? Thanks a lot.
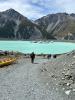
[0,0,75,20]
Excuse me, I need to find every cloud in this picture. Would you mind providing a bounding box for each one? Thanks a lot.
[0,0,47,19]
[0,0,75,19]
[55,0,75,13]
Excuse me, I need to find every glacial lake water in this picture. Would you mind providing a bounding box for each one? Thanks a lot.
[0,41,75,54]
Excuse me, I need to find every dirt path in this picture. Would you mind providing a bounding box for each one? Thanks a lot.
[0,56,72,100]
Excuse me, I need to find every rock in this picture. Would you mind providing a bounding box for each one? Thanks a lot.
[62,72,65,74]
[66,83,71,86]
[73,89,75,91]
[73,56,75,58]
[68,64,71,67]
[51,74,56,78]
[59,82,67,86]
[71,61,75,65]
[65,90,71,95]
[62,77,65,80]
[40,69,44,72]
[65,75,72,80]
[63,64,66,66]
[63,68,67,71]
[65,71,70,76]
[44,68,47,71]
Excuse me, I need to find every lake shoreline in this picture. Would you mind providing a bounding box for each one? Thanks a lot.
[0,51,75,99]
[0,39,75,43]
[0,40,75,54]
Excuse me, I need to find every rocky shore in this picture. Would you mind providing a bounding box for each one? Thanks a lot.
[0,51,75,100]
[40,51,75,98]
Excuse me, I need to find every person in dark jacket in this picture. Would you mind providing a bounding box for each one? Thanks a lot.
[30,52,35,63]
[53,55,57,58]
[47,54,51,59]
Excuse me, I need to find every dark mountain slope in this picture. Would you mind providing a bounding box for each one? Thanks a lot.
[0,8,55,40]
[35,13,75,40]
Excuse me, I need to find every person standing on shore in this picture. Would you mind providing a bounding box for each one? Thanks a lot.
[30,52,35,63]
[47,54,51,59]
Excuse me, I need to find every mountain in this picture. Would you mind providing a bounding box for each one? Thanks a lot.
[1,9,75,40]
[35,13,75,40]
[0,8,55,40]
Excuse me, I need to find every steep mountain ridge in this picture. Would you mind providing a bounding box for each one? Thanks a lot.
[35,13,75,39]
[0,8,55,40]
[1,9,75,40]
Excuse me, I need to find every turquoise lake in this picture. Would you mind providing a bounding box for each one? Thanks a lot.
[0,41,75,54]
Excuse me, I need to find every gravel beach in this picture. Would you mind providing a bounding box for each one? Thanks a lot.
[0,53,75,100]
